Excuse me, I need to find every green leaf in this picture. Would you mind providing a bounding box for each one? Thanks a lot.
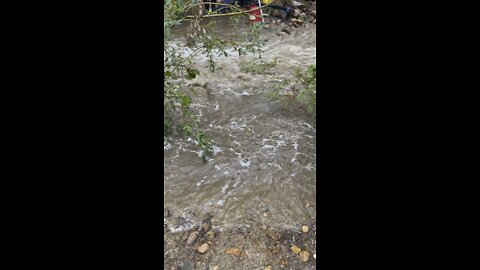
[186,68,199,80]
[181,95,191,108]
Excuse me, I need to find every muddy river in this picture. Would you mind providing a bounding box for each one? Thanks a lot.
[164,18,316,234]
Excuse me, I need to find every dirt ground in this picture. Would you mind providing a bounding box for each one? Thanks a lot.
[164,210,317,270]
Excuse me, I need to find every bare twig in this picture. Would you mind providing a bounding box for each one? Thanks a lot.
[185,0,281,19]
[185,2,245,15]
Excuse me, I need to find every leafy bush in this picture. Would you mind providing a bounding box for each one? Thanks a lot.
[270,65,316,119]
[164,0,266,160]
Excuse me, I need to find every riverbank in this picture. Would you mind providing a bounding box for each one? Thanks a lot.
[164,209,317,270]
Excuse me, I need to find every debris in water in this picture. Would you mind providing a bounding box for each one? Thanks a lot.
[268,230,281,241]
[224,248,241,255]
[186,230,199,246]
[240,159,251,167]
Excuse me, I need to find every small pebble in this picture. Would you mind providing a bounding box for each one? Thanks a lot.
[202,221,211,232]
[291,245,301,254]
[300,251,310,262]
[301,225,309,233]
[198,243,209,254]
[264,266,272,270]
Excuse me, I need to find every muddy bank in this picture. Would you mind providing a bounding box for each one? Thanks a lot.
[164,209,317,270]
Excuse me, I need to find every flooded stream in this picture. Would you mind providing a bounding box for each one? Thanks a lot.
[164,18,316,233]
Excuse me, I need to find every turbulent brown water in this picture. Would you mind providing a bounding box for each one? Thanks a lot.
[164,18,316,233]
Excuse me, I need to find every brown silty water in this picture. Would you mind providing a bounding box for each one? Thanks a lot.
[164,18,316,233]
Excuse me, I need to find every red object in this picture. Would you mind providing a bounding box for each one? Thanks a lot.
[248,4,262,23]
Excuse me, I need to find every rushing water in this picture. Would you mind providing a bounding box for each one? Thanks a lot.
[164,18,316,232]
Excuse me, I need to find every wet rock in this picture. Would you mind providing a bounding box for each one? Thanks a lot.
[186,231,199,246]
[290,18,304,26]
[301,225,309,233]
[198,243,209,254]
[292,1,303,7]
[281,28,291,35]
[300,250,310,262]
[224,248,242,255]
[292,9,301,18]
[291,245,301,254]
